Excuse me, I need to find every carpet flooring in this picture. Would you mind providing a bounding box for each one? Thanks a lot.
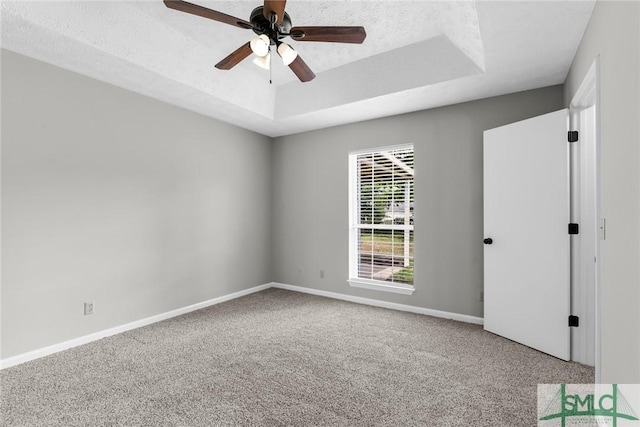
[1,288,594,426]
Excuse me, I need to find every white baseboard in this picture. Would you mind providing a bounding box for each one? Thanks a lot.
[0,283,272,370]
[270,282,484,325]
[2,282,483,370]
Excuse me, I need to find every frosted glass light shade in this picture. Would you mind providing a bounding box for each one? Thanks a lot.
[253,52,270,70]
[250,35,270,57]
[277,43,298,66]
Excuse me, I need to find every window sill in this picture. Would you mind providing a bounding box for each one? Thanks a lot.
[347,279,415,295]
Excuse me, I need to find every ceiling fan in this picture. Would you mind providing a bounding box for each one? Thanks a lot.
[163,0,366,82]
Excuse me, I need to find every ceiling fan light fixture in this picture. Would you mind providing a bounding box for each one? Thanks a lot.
[277,43,298,66]
[165,1,365,83]
[250,34,270,57]
[253,52,271,70]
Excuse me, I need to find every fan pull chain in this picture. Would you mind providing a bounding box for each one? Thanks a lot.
[269,45,272,84]
[269,13,276,85]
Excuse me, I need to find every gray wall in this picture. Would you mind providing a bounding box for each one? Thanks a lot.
[564,1,640,383]
[271,86,564,318]
[1,50,273,359]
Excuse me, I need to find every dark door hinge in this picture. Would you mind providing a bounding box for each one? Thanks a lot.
[569,223,580,235]
[568,131,579,142]
[569,315,579,327]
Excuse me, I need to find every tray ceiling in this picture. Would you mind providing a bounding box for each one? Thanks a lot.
[1,1,595,137]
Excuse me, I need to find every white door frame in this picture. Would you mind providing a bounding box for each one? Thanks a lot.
[569,58,600,380]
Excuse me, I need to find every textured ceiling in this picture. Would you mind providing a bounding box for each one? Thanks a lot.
[1,1,595,137]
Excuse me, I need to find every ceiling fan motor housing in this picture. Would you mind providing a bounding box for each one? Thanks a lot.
[250,6,292,42]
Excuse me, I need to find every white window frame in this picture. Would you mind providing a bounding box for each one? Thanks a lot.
[348,144,415,295]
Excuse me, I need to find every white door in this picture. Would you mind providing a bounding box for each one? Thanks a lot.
[483,109,570,361]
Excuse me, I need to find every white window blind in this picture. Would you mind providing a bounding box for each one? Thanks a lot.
[348,145,414,294]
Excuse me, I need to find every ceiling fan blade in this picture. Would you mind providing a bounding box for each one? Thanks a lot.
[163,0,253,30]
[263,0,287,25]
[215,42,253,70]
[288,55,316,82]
[289,26,367,44]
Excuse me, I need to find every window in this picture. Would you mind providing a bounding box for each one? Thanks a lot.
[348,145,414,295]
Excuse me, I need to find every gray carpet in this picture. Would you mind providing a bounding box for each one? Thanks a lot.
[1,288,593,426]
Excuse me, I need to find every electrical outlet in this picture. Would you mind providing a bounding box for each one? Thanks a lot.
[84,302,94,316]
[479,292,484,302]
[320,270,325,278]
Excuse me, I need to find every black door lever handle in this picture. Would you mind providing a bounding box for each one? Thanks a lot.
[483,238,493,245]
